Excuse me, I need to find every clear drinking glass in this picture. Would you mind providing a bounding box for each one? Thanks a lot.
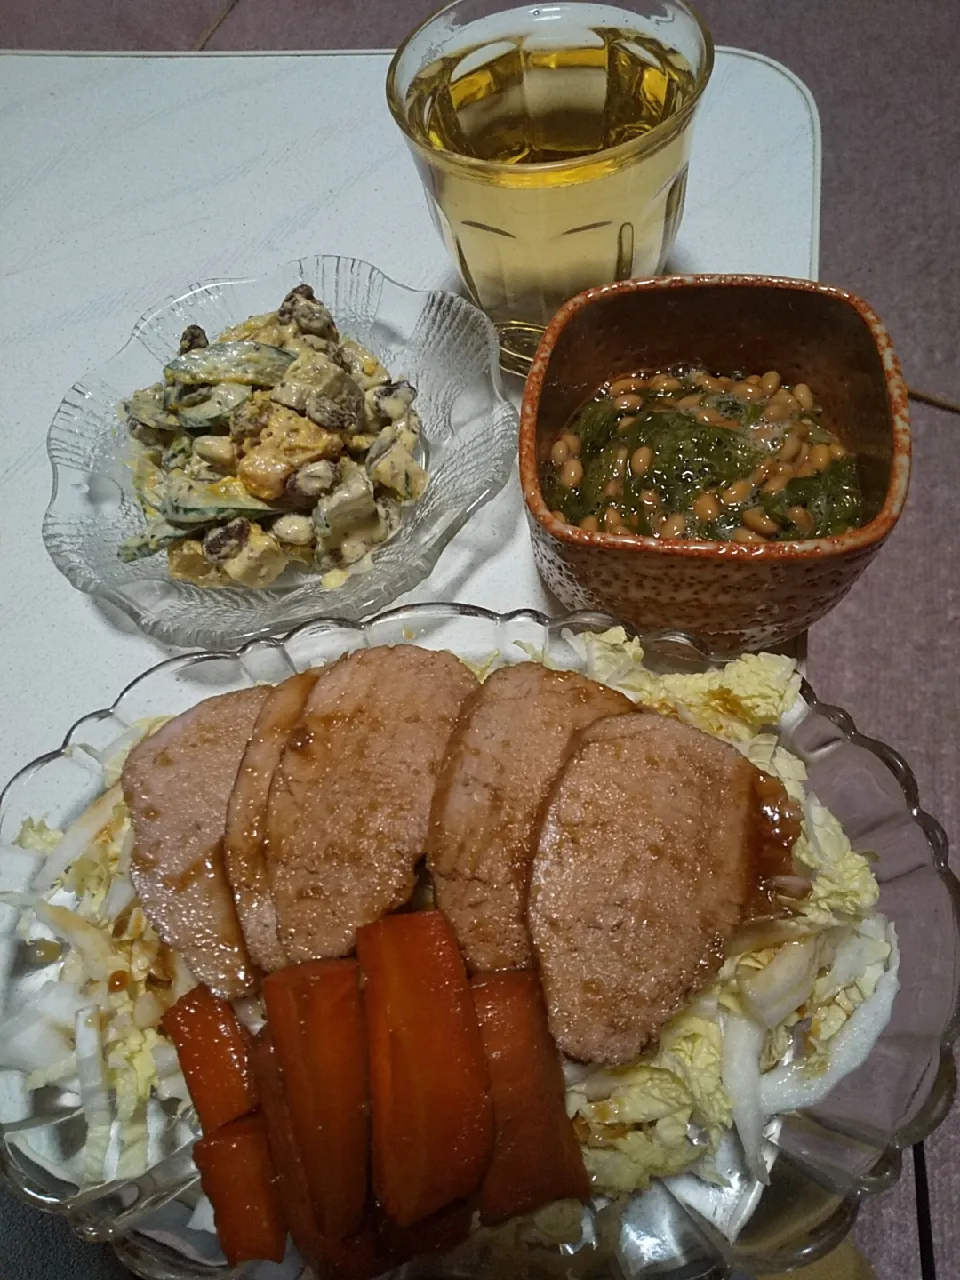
[387,0,714,369]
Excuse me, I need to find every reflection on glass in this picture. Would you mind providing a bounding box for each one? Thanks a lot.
[388,1,714,365]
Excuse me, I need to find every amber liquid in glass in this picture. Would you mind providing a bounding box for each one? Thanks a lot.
[403,28,698,343]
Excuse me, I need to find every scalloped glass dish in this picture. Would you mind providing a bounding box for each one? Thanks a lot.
[42,258,518,649]
[0,605,957,1280]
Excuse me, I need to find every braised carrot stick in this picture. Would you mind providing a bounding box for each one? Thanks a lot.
[250,1028,323,1271]
[252,1025,388,1279]
[193,1112,287,1266]
[356,910,493,1227]
[472,970,590,1225]
[262,959,369,1242]
[160,983,257,1134]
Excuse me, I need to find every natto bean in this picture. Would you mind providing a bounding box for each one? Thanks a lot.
[560,458,583,488]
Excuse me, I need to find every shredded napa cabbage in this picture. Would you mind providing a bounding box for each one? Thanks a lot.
[0,718,191,1184]
[3,635,897,1209]
[568,1008,731,1192]
[795,793,880,922]
[562,628,801,743]
[551,629,896,1196]
[15,817,64,854]
[459,651,501,683]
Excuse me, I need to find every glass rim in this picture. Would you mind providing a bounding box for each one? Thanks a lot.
[385,0,716,178]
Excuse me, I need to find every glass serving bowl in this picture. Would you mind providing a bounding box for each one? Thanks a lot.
[42,258,518,649]
[0,604,956,1280]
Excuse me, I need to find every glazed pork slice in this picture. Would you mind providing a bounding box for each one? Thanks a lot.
[266,646,476,962]
[223,670,319,972]
[528,713,763,1065]
[123,686,271,998]
[428,664,634,971]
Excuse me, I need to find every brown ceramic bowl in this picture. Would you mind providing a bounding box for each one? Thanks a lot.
[519,274,911,653]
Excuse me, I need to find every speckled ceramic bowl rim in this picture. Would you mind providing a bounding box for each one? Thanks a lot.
[519,274,911,560]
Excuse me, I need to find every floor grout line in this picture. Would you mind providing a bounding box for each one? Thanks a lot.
[908,388,960,417]
[195,0,242,52]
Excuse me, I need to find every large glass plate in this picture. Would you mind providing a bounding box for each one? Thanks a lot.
[0,604,956,1279]
[42,259,518,649]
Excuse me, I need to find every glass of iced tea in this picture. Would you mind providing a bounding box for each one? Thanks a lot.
[387,1,714,369]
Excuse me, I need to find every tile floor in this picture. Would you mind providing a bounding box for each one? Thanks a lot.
[1,2,957,1278]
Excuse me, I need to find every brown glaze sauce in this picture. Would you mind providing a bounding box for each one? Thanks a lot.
[160,852,219,894]
[697,770,805,976]
[746,771,804,918]
[24,938,63,966]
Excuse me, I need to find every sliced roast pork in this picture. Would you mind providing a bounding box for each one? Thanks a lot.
[528,713,766,1065]
[223,670,319,972]
[266,647,476,962]
[428,663,634,971]
[123,686,270,998]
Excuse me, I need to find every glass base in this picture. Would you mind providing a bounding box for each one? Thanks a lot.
[497,320,547,376]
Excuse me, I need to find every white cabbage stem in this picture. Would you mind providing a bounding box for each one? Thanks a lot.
[721,1011,768,1184]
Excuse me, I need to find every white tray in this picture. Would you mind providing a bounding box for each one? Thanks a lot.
[0,48,820,788]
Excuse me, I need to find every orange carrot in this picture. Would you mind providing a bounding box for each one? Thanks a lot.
[250,1028,322,1271]
[356,910,493,1227]
[471,971,589,1224]
[193,1112,287,1265]
[160,984,256,1134]
[262,959,369,1241]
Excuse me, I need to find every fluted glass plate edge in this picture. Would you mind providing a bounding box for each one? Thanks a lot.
[41,258,518,649]
[0,604,956,1279]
